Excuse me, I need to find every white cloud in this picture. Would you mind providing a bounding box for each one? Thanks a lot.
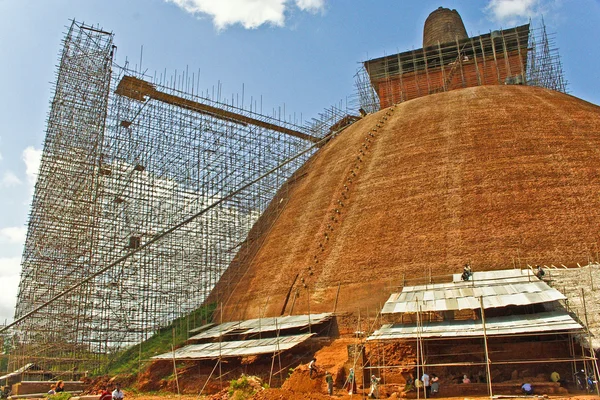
[0,257,21,323]
[0,227,26,244]
[295,0,324,12]
[0,171,22,187]
[485,0,540,23]
[22,146,42,189]
[165,0,326,30]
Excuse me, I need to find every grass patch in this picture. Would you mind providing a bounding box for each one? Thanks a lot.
[105,303,216,376]
[46,393,71,400]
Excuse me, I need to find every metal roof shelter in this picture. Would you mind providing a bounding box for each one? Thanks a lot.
[188,313,333,342]
[154,314,333,393]
[366,268,600,398]
[153,334,313,361]
[382,269,565,313]
[368,311,584,340]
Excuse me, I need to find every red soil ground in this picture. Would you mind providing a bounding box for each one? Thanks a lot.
[123,391,600,400]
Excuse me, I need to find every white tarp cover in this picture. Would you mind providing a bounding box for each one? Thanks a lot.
[382,269,565,313]
[368,311,583,340]
[188,313,332,341]
[153,334,314,360]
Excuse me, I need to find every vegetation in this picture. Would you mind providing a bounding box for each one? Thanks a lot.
[105,303,216,376]
[227,375,262,400]
[45,393,71,400]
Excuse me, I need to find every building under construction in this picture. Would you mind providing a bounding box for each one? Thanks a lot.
[6,7,599,394]
[356,7,566,111]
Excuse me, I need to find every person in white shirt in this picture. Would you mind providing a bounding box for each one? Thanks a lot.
[422,372,430,396]
[112,383,124,400]
[308,358,317,379]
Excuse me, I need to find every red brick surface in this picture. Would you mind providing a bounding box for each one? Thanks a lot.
[213,85,600,322]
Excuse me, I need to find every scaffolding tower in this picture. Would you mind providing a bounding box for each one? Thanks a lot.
[8,21,331,372]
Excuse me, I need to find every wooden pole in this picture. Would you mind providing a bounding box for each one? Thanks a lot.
[397,50,405,102]
[456,38,466,87]
[276,319,283,385]
[501,30,512,78]
[490,32,501,83]
[419,305,427,399]
[479,297,493,399]
[333,282,341,313]
[199,359,220,396]
[422,47,432,94]
[479,35,488,84]
[219,302,223,390]
[307,284,312,334]
[514,27,526,80]
[412,50,422,98]
[416,305,420,400]
[171,329,180,398]
[438,41,447,92]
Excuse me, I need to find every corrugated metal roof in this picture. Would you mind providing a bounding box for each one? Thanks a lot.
[382,269,564,313]
[188,322,215,334]
[368,311,584,340]
[0,363,35,381]
[188,313,332,341]
[153,334,313,360]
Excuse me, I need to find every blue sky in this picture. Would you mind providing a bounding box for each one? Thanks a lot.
[0,0,598,323]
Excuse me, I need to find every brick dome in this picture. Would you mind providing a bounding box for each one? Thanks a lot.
[423,7,468,48]
[210,86,600,322]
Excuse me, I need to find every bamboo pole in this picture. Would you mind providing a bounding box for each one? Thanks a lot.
[199,360,220,397]
[422,48,431,94]
[470,37,482,86]
[437,41,447,92]
[490,32,501,83]
[479,297,494,399]
[416,305,420,400]
[456,38,466,87]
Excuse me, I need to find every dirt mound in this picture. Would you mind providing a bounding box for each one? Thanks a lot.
[282,365,324,393]
[136,360,173,392]
[205,375,265,400]
[250,388,335,399]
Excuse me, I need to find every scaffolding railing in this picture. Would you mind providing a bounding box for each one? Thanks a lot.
[355,20,567,112]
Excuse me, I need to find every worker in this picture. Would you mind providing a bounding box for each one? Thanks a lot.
[325,371,334,395]
[99,386,112,400]
[344,368,357,395]
[535,265,545,279]
[47,385,56,395]
[521,383,533,395]
[369,374,381,398]
[112,383,124,400]
[404,374,415,392]
[431,374,440,396]
[461,264,472,281]
[308,358,317,379]
[422,372,430,396]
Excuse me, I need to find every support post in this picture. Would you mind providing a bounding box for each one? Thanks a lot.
[479,297,494,399]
